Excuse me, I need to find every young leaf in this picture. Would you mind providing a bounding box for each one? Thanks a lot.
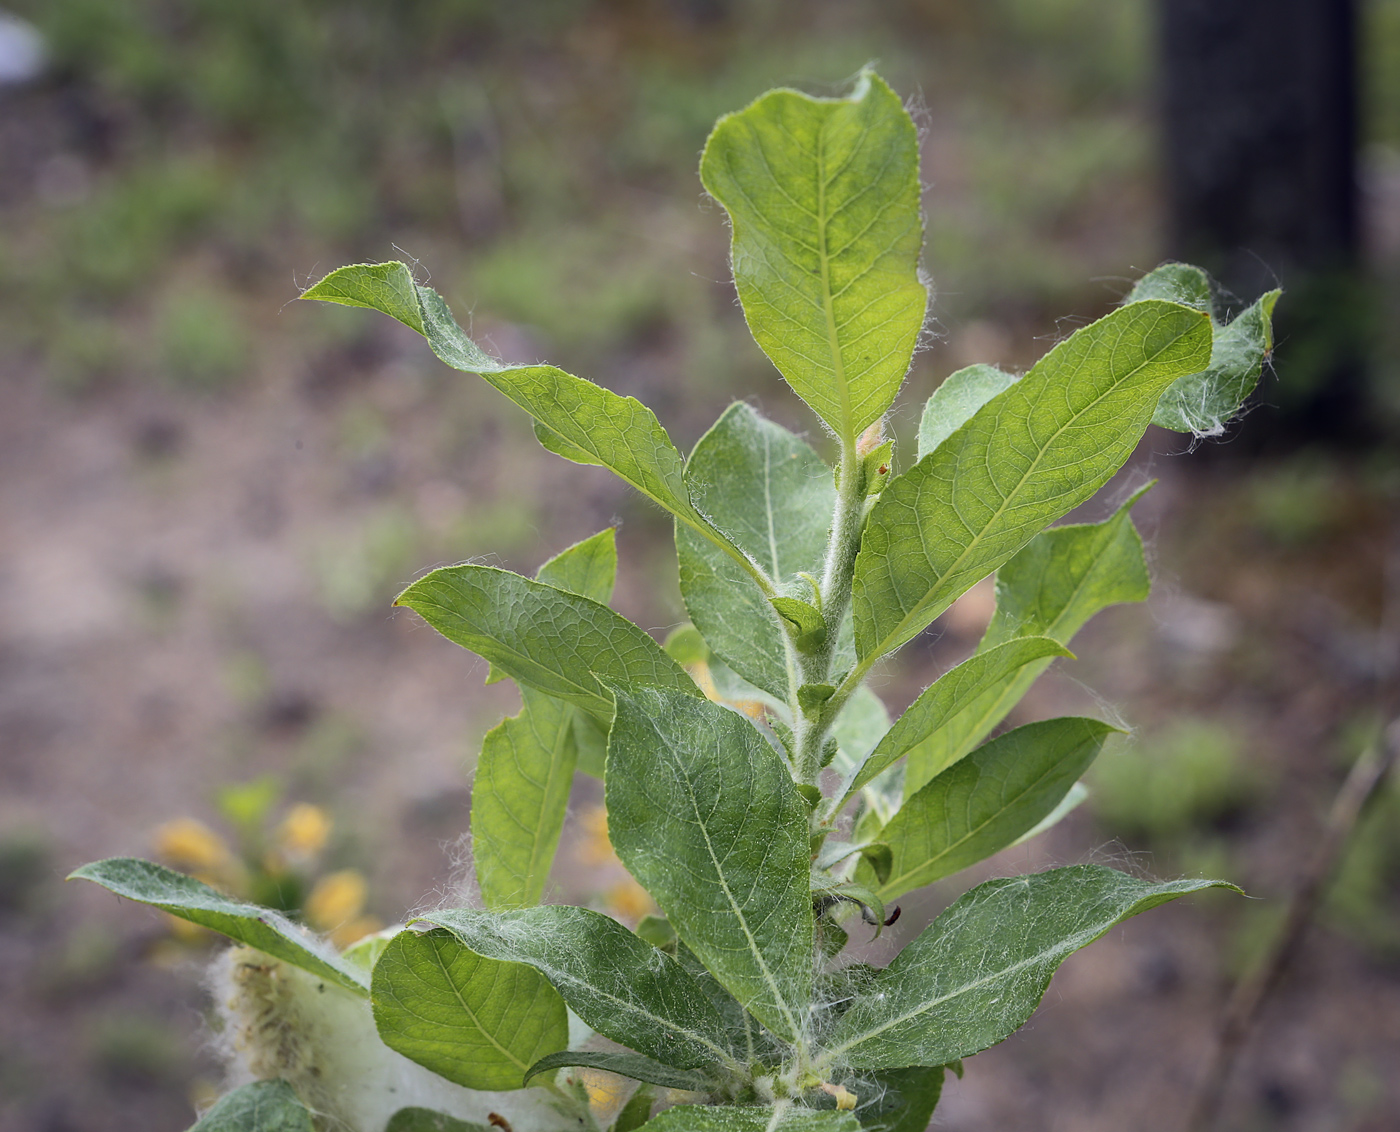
[917,365,1018,459]
[69,859,366,995]
[606,685,814,1044]
[523,1051,714,1093]
[831,684,892,766]
[908,487,1151,787]
[395,565,696,722]
[641,1106,863,1132]
[855,1067,946,1132]
[371,927,568,1091]
[386,1111,488,1132]
[535,527,618,602]
[416,905,740,1072]
[873,718,1117,901]
[700,71,925,445]
[674,943,781,1068]
[472,686,577,910]
[1011,781,1089,847]
[677,402,836,700]
[188,1080,314,1132]
[842,636,1071,807]
[851,299,1210,664]
[301,263,764,590]
[473,530,618,909]
[823,865,1239,1070]
[1124,263,1281,437]
[571,710,609,778]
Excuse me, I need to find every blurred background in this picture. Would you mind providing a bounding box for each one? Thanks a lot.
[1,2,1398,1130]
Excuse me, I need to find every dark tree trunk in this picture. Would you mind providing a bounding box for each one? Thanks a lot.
[1158,0,1370,446]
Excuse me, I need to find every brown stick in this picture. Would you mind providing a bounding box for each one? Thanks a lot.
[1185,719,1400,1132]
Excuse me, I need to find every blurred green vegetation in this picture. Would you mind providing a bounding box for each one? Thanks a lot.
[2,0,1396,406]
[1092,719,1265,852]
[2,0,1168,400]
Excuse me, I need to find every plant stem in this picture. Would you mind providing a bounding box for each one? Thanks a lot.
[1185,719,1400,1132]
[792,442,867,785]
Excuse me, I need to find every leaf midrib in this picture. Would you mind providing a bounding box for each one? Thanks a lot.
[821,896,1146,1064]
[433,917,739,1071]
[877,736,1089,899]
[860,311,1201,665]
[427,941,531,1071]
[409,589,608,713]
[654,712,803,1042]
[409,282,777,598]
[522,703,574,905]
[815,112,856,448]
[947,518,1127,766]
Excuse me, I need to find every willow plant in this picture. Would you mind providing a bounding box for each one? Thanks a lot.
[74,70,1277,1132]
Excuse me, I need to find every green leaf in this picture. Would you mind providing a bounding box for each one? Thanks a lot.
[917,365,1018,459]
[417,904,738,1072]
[675,944,780,1069]
[572,710,609,778]
[523,1051,714,1092]
[851,299,1210,664]
[677,402,836,700]
[1125,263,1281,436]
[700,71,925,444]
[771,597,826,648]
[69,859,366,995]
[1011,781,1089,847]
[855,1067,945,1132]
[536,528,618,604]
[385,1111,489,1132]
[860,440,894,497]
[874,718,1117,901]
[472,686,577,910]
[828,684,897,817]
[473,528,619,908]
[798,683,837,715]
[1123,261,1211,309]
[823,865,1239,1070]
[301,264,757,585]
[616,1087,658,1132]
[910,486,1152,784]
[395,565,696,722]
[640,1106,862,1132]
[371,927,568,1091]
[188,1081,313,1132]
[831,684,891,768]
[606,685,814,1044]
[844,636,1070,806]
[635,913,679,952]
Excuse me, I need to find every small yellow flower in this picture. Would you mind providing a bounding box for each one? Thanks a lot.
[277,803,332,858]
[153,818,232,873]
[304,869,367,933]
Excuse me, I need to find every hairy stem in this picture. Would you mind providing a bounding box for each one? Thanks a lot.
[792,443,867,785]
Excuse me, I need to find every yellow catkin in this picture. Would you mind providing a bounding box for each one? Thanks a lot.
[153,818,232,873]
[277,803,333,858]
[305,869,368,932]
[577,805,615,866]
[603,879,656,922]
[329,914,384,950]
